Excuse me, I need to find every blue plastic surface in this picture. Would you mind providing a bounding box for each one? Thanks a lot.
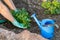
[31,13,55,39]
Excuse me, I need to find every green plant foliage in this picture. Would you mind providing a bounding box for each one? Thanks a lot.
[41,1,51,9]
[11,8,31,28]
[41,0,60,14]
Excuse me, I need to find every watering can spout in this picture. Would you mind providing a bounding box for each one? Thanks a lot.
[31,13,36,18]
[31,13,41,28]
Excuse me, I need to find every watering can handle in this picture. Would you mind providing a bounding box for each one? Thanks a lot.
[54,24,59,29]
[53,20,59,29]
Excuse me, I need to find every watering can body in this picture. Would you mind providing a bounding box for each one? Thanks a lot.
[40,19,55,39]
[31,13,55,39]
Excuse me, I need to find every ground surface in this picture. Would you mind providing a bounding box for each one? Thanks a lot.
[0,0,60,40]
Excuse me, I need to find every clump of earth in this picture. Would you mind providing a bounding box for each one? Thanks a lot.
[0,28,47,40]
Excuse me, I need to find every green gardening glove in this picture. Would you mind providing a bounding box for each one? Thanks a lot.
[12,19,27,29]
[0,20,6,24]
[14,9,19,13]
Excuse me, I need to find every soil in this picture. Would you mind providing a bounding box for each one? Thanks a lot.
[0,0,60,40]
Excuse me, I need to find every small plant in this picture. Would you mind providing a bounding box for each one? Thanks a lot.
[11,8,31,28]
[41,0,60,14]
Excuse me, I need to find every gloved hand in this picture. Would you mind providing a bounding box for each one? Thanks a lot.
[12,19,27,29]
[12,9,27,28]
[14,9,18,12]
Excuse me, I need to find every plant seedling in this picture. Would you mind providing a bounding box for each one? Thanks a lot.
[11,8,31,28]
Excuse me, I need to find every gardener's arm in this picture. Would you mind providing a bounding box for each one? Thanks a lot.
[0,1,26,28]
[3,0,17,11]
[0,1,14,22]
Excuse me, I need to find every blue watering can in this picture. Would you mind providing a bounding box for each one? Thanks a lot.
[31,13,55,39]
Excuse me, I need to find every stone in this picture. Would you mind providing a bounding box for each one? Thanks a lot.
[0,28,48,40]
[16,30,48,40]
[0,28,16,40]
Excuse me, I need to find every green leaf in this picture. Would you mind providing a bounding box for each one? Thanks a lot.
[41,0,60,14]
[41,1,51,9]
